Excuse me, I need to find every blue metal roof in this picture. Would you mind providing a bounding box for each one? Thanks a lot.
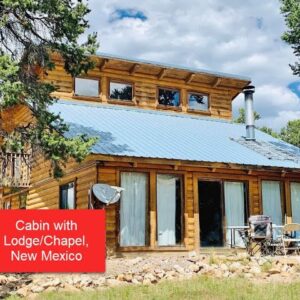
[50,100,300,169]
[96,52,251,82]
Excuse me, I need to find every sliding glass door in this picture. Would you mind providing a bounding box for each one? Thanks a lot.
[291,182,300,223]
[120,172,148,247]
[262,181,283,225]
[157,174,182,246]
[224,181,246,247]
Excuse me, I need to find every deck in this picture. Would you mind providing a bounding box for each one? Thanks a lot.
[0,153,31,187]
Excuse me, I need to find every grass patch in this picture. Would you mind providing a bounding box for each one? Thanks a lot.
[9,276,300,300]
[260,261,273,273]
[208,253,219,265]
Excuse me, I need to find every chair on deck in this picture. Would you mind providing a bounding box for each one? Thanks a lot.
[239,215,274,256]
[278,223,300,255]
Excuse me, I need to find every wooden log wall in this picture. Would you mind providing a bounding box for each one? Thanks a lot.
[44,62,239,120]
[96,162,300,253]
[2,157,97,210]
[26,158,97,209]
[97,167,118,254]
[1,104,33,134]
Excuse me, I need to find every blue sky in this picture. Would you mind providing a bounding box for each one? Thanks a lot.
[85,0,300,130]
[109,9,147,22]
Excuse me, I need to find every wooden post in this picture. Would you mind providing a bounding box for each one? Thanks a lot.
[0,188,3,209]
[193,174,200,250]
[285,180,292,223]
[181,88,187,112]
[149,171,157,248]
[101,76,108,103]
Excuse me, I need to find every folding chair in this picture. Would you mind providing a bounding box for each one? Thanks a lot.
[239,215,273,256]
[278,223,300,255]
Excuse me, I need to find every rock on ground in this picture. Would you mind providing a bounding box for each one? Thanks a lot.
[1,254,300,298]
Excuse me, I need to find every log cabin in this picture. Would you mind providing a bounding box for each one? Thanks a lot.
[1,52,300,254]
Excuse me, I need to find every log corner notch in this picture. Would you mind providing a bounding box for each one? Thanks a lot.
[129,63,140,75]
[99,59,109,72]
[158,68,167,80]
[212,77,222,88]
[185,73,195,84]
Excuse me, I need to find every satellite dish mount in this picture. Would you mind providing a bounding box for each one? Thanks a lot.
[89,183,124,209]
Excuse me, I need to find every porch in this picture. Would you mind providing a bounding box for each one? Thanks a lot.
[0,152,31,188]
[97,162,300,254]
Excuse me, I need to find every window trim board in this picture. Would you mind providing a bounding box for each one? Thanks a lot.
[73,76,101,99]
[108,78,135,102]
[187,91,210,112]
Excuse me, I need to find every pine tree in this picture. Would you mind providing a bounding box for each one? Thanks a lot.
[0,0,99,177]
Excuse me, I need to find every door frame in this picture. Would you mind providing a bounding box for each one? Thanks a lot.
[194,175,249,248]
[197,179,225,247]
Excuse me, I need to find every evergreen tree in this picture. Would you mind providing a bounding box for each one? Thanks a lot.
[281,0,300,75]
[234,108,261,124]
[0,0,99,177]
[280,119,300,147]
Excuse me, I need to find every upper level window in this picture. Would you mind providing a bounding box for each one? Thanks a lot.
[109,81,133,101]
[188,92,209,111]
[74,78,99,97]
[60,182,75,209]
[158,88,180,107]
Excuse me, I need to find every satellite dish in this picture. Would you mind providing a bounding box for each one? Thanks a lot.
[92,184,124,206]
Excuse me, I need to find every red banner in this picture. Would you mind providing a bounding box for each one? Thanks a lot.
[0,210,106,272]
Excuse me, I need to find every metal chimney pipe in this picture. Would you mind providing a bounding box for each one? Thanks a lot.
[243,85,255,141]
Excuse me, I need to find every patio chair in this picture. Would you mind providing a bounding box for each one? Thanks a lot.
[278,223,300,255]
[238,215,273,256]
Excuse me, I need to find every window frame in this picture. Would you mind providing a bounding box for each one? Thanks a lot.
[222,179,249,225]
[156,86,182,110]
[187,91,210,113]
[108,79,135,104]
[289,181,300,223]
[116,169,187,251]
[59,181,76,209]
[156,173,185,247]
[260,179,285,224]
[73,76,101,100]
[19,193,27,209]
[118,171,150,249]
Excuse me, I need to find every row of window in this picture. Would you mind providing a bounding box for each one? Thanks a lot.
[57,175,300,248]
[120,172,183,247]
[4,176,298,249]
[74,77,209,111]
[58,173,183,246]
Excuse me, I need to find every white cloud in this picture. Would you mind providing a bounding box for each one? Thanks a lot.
[84,0,300,130]
[233,84,300,130]
[258,111,300,130]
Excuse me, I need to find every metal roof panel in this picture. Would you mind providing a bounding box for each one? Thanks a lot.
[50,100,300,170]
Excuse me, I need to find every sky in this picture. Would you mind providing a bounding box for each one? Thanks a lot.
[84,0,300,131]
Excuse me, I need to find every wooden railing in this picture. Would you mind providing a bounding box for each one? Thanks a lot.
[0,153,31,187]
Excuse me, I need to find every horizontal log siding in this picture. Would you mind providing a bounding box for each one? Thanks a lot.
[97,167,118,254]
[46,63,238,120]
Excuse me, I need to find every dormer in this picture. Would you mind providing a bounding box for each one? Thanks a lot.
[44,53,251,120]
